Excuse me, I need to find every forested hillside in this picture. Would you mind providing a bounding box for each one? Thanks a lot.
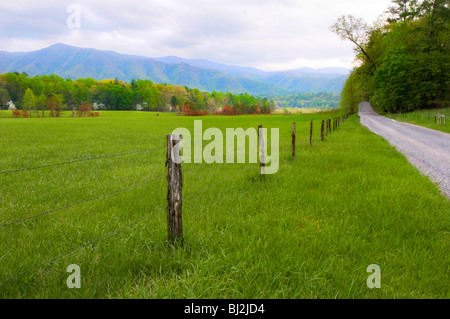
[271,92,341,110]
[335,0,449,114]
[0,43,348,96]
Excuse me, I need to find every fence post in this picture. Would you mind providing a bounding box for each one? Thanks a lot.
[310,121,313,146]
[321,120,324,141]
[292,122,296,160]
[166,134,183,244]
[258,125,265,174]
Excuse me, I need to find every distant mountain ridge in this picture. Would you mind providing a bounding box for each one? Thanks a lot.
[0,43,349,96]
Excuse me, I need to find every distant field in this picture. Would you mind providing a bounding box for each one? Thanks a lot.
[0,110,448,298]
[272,107,329,115]
[385,108,450,133]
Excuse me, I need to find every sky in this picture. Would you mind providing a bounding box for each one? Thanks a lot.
[0,0,392,71]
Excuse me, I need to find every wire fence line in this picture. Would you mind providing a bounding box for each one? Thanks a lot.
[0,163,220,286]
[0,146,165,175]
[1,119,352,289]
[0,176,166,229]
[0,163,207,229]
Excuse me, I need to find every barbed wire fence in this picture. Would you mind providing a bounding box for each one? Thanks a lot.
[0,115,350,288]
[0,142,254,286]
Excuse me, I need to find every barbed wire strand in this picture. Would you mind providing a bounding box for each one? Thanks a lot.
[0,146,165,175]
[0,176,165,229]
[0,162,248,286]
[0,163,207,229]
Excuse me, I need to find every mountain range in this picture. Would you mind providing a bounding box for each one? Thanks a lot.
[0,43,350,96]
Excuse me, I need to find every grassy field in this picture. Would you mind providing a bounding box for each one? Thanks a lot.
[272,107,330,115]
[0,109,448,299]
[384,108,450,134]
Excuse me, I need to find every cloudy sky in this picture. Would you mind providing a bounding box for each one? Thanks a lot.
[0,0,392,71]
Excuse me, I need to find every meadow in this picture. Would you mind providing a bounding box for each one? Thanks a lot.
[384,108,450,134]
[0,109,448,299]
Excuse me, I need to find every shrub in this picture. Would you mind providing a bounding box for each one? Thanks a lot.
[221,105,236,115]
[77,102,93,117]
[181,102,209,116]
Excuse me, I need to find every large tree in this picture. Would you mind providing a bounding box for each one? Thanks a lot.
[47,93,65,117]
[0,88,10,110]
[387,0,422,22]
[330,15,373,65]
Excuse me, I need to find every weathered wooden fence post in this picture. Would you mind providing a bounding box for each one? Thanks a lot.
[166,134,183,244]
[258,125,265,174]
[292,122,296,159]
[321,120,324,141]
[309,121,313,146]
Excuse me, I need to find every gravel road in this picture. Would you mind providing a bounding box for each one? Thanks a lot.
[359,102,450,198]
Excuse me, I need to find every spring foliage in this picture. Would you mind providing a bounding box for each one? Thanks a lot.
[0,73,276,116]
[334,0,449,113]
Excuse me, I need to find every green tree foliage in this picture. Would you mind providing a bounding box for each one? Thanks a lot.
[387,0,422,22]
[340,72,361,114]
[0,88,11,109]
[36,94,47,117]
[22,88,36,114]
[47,93,65,117]
[333,0,449,113]
[0,73,274,115]
[272,93,341,109]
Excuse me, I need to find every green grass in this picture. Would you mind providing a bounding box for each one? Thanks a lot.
[0,110,448,299]
[385,108,450,133]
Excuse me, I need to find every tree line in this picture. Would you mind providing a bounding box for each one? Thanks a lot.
[0,72,275,116]
[333,0,449,114]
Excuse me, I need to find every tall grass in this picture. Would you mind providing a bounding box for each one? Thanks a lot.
[385,108,450,133]
[0,110,448,298]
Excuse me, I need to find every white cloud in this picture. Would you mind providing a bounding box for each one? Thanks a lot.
[0,0,392,69]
